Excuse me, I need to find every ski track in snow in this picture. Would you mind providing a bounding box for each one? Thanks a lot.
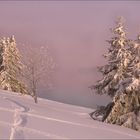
[1,94,140,139]
[0,93,88,116]
[1,97,68,140]
[4,98,30,140]
[0,121,68,139]
[0,105,139,139]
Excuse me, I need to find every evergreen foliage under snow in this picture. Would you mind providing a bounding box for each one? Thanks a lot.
[90,17,132,98]
[90,17,140,132]
[0,36,29,95]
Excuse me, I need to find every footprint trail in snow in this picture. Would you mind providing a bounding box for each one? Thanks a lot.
[4,98,29,140]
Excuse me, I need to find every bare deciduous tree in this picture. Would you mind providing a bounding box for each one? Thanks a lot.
[20,45,55,103]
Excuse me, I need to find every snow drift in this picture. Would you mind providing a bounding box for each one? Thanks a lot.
[0,90,140,139]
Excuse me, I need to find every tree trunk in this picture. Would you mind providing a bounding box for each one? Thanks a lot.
[34,95,38,103]
[32,87,38,104]
[89,102,114,121]
[102,102,114,122]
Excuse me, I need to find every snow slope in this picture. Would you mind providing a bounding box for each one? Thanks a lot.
[0,90,140,139]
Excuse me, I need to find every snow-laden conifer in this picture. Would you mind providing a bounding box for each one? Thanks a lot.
[0,36,29,95]
[105,34,140,131]
[90,17,131,98]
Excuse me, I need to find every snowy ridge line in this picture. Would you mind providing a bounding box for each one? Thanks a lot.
[35,102,89,116]
[0,92,91,114]
[44,106,88,116]
[0,121,68,139]
[4,98,30,112]
[0,90,24,98]
[0,91,33,101]
[40,98,92,110]
[2,94,89,115]
[0,91,91,113]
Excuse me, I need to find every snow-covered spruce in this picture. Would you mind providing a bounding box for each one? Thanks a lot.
[0,36,29,95]
[105,35,140,131]
[89,17,140,132]
[89,17,132,98]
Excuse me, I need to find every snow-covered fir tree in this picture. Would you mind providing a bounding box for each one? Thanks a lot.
[90,17,131,98]
[0,36,29,95]
[105,34,140,131]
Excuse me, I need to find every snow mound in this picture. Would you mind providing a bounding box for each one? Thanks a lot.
[0,90,140,139]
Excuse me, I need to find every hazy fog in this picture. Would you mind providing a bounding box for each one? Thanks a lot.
[0,1,139,108]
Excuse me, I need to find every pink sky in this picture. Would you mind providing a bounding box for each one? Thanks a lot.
[0,1,140,107]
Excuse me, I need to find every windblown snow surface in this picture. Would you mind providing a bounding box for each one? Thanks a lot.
[0,90,140,139]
